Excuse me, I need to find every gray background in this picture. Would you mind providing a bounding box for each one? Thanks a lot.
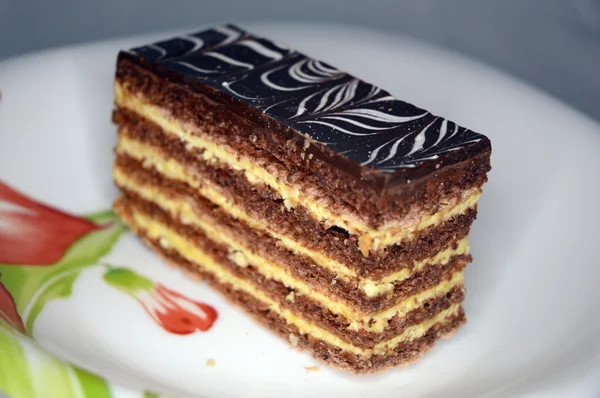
[1,0,599,121]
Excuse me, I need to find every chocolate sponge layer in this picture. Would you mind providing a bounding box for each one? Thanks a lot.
[114,112,477,280]
[114,196,465,349]
[115,154,470,314]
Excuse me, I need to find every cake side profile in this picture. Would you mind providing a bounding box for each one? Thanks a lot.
[112,24,491,374]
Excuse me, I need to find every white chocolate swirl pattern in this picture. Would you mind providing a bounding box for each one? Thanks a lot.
[128,24,488,170]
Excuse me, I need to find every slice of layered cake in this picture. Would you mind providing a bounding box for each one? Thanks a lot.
[112,24,491,374]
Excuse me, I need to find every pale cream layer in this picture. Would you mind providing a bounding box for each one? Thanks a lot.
[114,165,464,333]
[117,203,462,357]
[115,82,481,253]
[115,135,470,298]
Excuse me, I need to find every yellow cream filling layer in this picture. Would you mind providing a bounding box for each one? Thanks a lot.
[115,82,481,252]
[359,238,469,297]
[116,135,355,282]
[121,205,461,357]
[116,135,469,294]
[114,165,464,333]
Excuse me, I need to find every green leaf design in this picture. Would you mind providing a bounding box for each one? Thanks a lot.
[72,367,114,398]
[0,321,35,398]
[0,210,127,332]
[0,208,180,397]
[32,349,83,398]
[0,320,112,398]
[103,267,154,296]
[24,269,81,333]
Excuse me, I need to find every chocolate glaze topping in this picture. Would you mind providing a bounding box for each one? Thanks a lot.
[126,24,490,179]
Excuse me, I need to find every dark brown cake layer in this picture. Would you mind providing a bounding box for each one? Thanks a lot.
[116,57,491,229]
[115,157,469,314]
[114,113,477,279]
[114,197,465,348]
[115,200,467,373]
[155,241,466,374]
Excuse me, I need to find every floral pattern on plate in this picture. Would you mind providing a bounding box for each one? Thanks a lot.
[0,175,217,397]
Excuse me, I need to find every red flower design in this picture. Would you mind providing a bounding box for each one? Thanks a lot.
[0,279,26,333]
[137,284,218,334]
[0,181,102,265]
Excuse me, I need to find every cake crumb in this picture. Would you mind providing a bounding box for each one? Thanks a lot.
[331,279,337,286]
[158,237,170,249]
[244,170,260,184]
[228,251,249,267]
[304,365,320,373]
[323,218,335,230]
[206,359,216,367]
[202,150,214,161]
[358,235,372,257]
[372,237,382,252]
[289,333,300,347]
[286,291,296,302]
[308,153,314,160]
[283,198,294,210]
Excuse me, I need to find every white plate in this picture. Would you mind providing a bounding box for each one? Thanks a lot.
[1,22,599,398]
